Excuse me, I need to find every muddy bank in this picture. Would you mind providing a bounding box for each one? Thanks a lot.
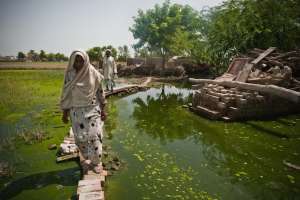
[117,57,212,78]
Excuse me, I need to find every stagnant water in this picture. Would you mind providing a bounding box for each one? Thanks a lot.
[0,70,299,200]
[104,85,300,200]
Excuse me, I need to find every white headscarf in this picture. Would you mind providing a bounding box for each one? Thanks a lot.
[60,50,103,110]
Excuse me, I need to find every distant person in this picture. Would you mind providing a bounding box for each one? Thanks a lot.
[60,50,107,174]
[103,49,117,91]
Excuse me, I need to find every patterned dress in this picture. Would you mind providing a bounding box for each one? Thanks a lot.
[67,70,105,165]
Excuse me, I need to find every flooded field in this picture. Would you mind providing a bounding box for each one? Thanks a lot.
[0,70,299,200]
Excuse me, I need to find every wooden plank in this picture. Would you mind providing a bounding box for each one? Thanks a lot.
[236,63,254,82]
[251,47,276,65]
[84,174,105,181]
[78,179,101,187]
[236,47,276,82]
[78,191,104,200]
[226,58,250,75]
[77,184,102,194]
[56,153,79,162]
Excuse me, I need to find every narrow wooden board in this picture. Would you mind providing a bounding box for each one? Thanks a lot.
[56,153,79,162]
[78,179,102,187]
[77,184,102,195]
[251,47,276,64]
[78,191,104,200]
[236,47,276,82]
[84,174,105,181]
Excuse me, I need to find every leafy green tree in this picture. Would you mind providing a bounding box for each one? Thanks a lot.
[134,46,149,58]
[130,0,202,67]
[54,53,68,62]
[47,53,56,61]
[200,0,300,72]
[86,47,103,61]
[130,0,300,74]
[27,50,39,61]
[17,52,26,60]
[39,50,47,61]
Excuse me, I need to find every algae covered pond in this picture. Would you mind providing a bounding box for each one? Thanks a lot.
[0,70,300,200]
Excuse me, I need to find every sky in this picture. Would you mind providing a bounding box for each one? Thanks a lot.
[0,0,223,57]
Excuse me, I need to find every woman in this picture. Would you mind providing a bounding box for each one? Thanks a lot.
[60,50,106,173]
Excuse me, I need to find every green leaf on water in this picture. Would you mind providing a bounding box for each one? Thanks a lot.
[235,171,248,177]
[133,153,144,162]
[287,175,295,184]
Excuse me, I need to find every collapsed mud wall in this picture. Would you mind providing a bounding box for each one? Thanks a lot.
[192,83,299,121]
[190,48,300,121]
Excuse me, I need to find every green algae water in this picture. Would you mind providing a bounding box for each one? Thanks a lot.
[104,86,300,200]
[0,70,80,200]
[0,70,300,200]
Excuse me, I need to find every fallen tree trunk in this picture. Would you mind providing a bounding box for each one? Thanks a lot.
[189,78,300,103]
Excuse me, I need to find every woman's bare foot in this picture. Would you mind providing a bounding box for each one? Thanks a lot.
[81,160,92,174]
[92,164,102,174]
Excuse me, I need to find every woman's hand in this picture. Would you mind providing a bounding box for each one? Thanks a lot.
[101,111,107,121]
[62,110,69,124]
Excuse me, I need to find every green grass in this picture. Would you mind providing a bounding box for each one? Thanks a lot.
[0,70,79,200]
[0,62,67,70]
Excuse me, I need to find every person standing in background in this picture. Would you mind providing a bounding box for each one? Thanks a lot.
[103,49,117,91]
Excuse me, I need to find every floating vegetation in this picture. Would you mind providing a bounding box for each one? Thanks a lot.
[0,161,16,178]
[117,121,218,200]
[16,127,50,145]
[102,144,124,175]
[0,137,16,151]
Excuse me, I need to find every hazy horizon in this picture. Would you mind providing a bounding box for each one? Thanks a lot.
[0,0,223,57]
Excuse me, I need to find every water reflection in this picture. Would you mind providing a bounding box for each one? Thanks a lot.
[105,98,118,140]
[132,85,195,144]
[107,84,300,200]
[0,167,80,200]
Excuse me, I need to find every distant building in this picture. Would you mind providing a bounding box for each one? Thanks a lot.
[0,56,17,61]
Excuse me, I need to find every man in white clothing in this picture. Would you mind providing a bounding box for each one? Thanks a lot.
[103,49,117,91]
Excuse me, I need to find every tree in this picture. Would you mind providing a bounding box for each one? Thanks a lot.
[130,0,202,68]
[198,0,300,72]
[17,52,26,60]
[27,50,39,61]
[134,46,150,58]
[47,53,56,61]
[54,53,68,62]
[39,50,47,61]
[86,47,102,62]
[117,45,130,61]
